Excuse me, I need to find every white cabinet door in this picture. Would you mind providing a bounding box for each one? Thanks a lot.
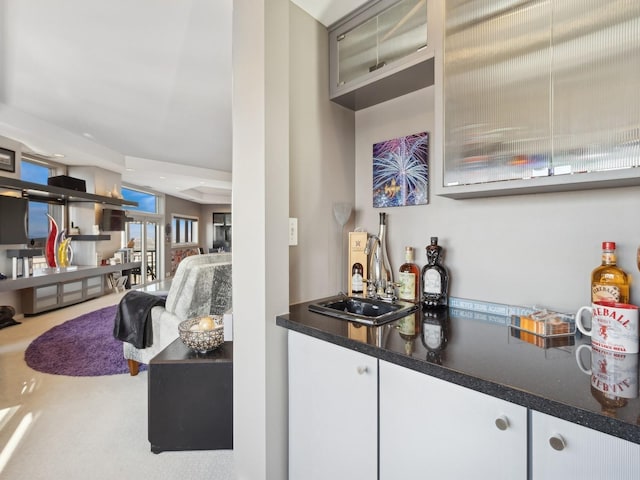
[531,411,640,480]
[379,360,527,480]
[288,331,378,480]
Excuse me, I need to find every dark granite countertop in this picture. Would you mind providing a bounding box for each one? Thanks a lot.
[276,299,640,445]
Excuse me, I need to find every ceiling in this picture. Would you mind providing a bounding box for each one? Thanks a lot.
[0,0,367,204]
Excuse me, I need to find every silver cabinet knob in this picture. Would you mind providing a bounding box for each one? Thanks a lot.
[356,366,368,375]
[495,416,510,431]
[549,435,566,451]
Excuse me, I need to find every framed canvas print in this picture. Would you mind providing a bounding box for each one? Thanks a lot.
[372,131,429,208]
[0,147,16,173]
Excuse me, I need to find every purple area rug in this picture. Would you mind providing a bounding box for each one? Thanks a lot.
[25,305,146,376]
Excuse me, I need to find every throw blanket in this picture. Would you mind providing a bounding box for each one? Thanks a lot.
[113,291,167,349]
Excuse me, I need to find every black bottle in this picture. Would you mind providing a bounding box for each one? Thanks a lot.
[421,308,449,365]
[421,237,449,308]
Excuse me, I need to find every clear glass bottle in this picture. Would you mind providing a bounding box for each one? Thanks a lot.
[421,237,449,308]
[367,212,393,297]
[399,246,420,302]
[591,242,630,304]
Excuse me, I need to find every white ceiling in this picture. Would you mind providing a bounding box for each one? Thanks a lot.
[292,0,369,27]
[0,0,367,204]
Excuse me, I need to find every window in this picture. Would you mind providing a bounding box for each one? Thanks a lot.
[20,158,61,246]
[172,215,199,245]
[122,187,158,214]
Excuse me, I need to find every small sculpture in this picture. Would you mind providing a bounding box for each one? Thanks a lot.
[45,214,59,267]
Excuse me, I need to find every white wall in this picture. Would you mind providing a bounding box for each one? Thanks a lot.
[232,0,288,478]
[289,4,356,304]
[355,87,640,313]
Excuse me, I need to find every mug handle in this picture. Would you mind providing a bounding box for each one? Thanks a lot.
[575,344,592,374]
[575,306,593,336]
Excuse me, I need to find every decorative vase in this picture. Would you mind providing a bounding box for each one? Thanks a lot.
[45,214,59,268]
[57,235,73,267]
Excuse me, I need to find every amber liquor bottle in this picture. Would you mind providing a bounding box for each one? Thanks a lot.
[422,237,449,308]
[591,242,630,303]
[398,246,420,302]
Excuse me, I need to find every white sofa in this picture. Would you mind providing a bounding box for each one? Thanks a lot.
[123,252,232,375]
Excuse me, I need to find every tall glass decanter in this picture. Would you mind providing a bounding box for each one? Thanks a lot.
[367,212,393,297]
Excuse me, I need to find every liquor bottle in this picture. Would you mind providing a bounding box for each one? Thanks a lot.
[422,309,449,365]
[351,262,364,296]
[422,237,449,308]
[591,242,630,304]
[591,385,627,418]
[397,313,419,355]
[398,246,420,302]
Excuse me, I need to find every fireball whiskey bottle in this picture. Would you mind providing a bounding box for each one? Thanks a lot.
[422,237,449,308]
[398,247,420,302]
[591,242,630,304]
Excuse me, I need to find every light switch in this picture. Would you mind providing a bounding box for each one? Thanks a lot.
[289,218,298,246]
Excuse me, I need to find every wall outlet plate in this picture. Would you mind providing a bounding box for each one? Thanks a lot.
[289,218,298,246]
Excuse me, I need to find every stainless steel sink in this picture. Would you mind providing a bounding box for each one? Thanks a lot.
[308,295,418,326]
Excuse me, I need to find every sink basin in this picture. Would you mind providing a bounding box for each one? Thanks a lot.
[308,296,418,326]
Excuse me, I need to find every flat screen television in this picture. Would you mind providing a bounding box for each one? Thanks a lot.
[101,208,130,231]
[0,195,28,244]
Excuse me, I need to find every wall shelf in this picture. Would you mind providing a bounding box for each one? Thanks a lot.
[69,235,111,241]
[0,176,138,207]
[0,261,141,293]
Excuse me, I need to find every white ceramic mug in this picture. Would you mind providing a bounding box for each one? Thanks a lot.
[575,344,639,399]
[575,301,639,353]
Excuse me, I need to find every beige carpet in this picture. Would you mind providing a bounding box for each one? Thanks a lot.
[0,292,234,479]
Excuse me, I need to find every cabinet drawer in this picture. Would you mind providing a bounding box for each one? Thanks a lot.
[85,276,103,296]
[61,280,83,303]
[35,284,58,298]
[531,411,640,479]
[35,293,59,309]
[61,280,83,293]
[86,276,102,288]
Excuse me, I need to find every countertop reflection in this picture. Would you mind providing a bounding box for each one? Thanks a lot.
[277,300,640,444]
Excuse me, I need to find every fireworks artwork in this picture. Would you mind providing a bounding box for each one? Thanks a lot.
[372,131,429,208]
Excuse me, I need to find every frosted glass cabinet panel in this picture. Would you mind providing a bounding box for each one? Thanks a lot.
[442,0,640,194]
[336,0,427,88]
[552,0,640,174]
[329,0,432,110]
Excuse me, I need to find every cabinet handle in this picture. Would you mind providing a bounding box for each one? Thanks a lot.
[495,416,510,431]
[549,435,566,451]
[356,366,368,375]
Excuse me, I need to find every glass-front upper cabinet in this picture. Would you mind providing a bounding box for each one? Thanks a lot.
[441,0,640,198]
[330,0,431,110]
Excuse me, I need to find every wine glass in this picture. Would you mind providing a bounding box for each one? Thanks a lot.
[333,202,353,293]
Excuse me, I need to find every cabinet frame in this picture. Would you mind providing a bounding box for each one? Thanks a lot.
[329,0,435,110]
[436,1,640,199]
[21,273,105,314]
